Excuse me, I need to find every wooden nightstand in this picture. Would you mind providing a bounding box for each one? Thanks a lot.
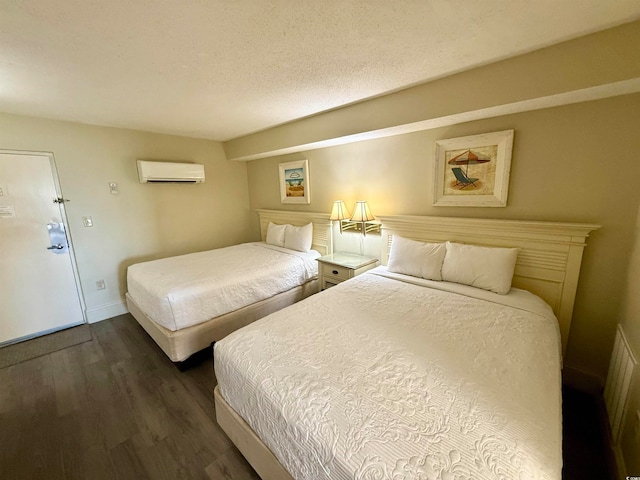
[317,252,378,290]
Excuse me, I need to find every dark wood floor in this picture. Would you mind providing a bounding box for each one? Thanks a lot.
[0,314,611,479]
[562,386,613,479]
[0,314,258,480]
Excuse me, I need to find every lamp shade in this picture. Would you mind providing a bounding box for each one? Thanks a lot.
[350,201,375,222]
[330,200,350,221]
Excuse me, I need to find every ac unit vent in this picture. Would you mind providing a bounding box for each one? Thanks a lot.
[137,160,205,184]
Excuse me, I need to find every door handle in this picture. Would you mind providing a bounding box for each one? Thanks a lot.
[46,223,69,254]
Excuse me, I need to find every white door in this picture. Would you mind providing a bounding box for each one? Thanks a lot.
[0,152,84,345]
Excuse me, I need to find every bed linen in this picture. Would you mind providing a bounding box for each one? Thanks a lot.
[126,242,320,331]
[214,267,562,480]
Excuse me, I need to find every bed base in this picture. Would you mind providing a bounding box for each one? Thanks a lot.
[214,386,294,480]
[126,279,318,363]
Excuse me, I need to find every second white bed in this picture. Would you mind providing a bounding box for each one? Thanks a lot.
[127,242,319,331]
[125,209,334,363]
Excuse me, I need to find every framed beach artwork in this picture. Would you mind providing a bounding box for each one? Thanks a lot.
[433,129,514,207]
[279,159,310,204]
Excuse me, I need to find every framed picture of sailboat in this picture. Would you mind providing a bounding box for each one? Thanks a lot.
[433,130,514,207]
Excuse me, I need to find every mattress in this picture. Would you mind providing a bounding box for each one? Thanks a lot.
[214,267,562,480]
[126,242,320,331]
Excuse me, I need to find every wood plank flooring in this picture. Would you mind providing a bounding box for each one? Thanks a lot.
[0,313,612,479]
[0,314,258,480]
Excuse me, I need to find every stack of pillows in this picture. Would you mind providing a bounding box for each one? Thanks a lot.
[265,222,313,253]
[387,235,519,295]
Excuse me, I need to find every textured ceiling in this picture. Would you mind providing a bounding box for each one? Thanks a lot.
[1,1,639,141]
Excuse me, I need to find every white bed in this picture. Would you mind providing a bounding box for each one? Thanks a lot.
[213,215,600,480]
[125,209,332,363]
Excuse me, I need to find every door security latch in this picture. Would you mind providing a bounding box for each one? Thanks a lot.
[53,197,70,204]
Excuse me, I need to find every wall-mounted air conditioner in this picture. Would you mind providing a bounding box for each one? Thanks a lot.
[137,160,205,183]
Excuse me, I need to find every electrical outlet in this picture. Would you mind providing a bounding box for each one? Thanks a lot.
[109,182,118,195]
[0,185,4,196]
[96,280,106,290]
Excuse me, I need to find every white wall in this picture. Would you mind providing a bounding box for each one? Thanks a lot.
[0,113,251,322]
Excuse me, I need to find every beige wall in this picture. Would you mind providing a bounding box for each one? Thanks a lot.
[618,205,640,475]
[0,113,251,322]
[247,93,640,382]
[621,205,640,366]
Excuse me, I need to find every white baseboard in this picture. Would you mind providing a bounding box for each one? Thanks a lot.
[563,364,604,394]
[85,300,128,324]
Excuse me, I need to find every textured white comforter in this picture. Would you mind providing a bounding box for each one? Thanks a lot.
[126,242,320,331]
[215,267,562,480]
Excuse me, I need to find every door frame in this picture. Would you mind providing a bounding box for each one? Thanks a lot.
[0,149,87,342]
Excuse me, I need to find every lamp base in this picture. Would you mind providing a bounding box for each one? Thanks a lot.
[339,220,381,236]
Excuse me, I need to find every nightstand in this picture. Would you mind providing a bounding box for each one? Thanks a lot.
[317,252,379,290]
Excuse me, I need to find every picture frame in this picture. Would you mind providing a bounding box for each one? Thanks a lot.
[433,129,514,207]
[279,159,310,204]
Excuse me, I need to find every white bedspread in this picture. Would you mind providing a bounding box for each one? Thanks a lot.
[215,267,562,480]
[126,242,320,331]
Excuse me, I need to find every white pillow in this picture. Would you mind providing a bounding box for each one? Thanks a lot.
[387,236,446,281]
[266,222,286,247]
[441,241,519,294]
[284,223,313,252]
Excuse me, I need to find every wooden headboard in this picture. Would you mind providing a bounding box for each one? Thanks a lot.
[377,215,600,356]
[255,209,333,256]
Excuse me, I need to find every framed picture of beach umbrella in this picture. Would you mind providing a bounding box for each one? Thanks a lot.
[279,159,311,204]
[433,130,514,207]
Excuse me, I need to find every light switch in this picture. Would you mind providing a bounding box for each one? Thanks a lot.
[109,182,118,195]
[82,216,93,227]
